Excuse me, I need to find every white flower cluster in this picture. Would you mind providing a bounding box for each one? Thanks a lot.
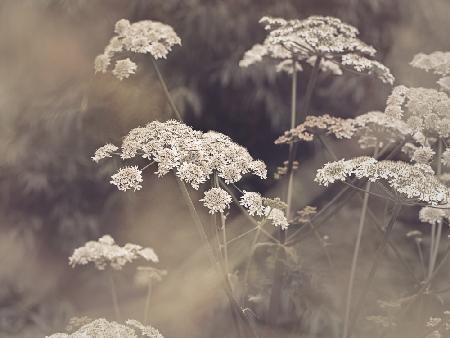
[95,18,181,80]
[275,114,355,144]
[46,318,163,338]
[69,235,158,270]
[411,51,450,92]
[200,187,232,214]
[315,156,448,204]
[240,16,393,84]
[385,86,450,139]
[419,205,450,226]
[95,120,267,191]
[239,191,289,229]
[352,111,411,149]
[276,111,410,150]
[92,143,119,163]
[411,146,435,164]
[110,166,143,192]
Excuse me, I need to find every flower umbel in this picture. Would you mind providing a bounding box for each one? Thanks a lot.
[69,235,158,270]
[110,166,143,192]
[95,18,181,79]
[200,187,232,214]
[240,15,394,83]
[315,157,448,205]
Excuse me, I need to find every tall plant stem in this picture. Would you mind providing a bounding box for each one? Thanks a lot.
[429,138,443,280]
[177,177,256,338]
[341,181,371,338]
[143,281,153,324]
[342,144,379,338]
[347,203,402,338]
[151,58,183,120]
[148,58,255,337]
[268,56,322,323]
[108,271,121,321]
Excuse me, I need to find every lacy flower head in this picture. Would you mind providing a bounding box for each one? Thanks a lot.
[240,16,394,84]
[95,18,181,80]
[385,86,450,139]
[69,235,158,270]
[419,204,450,226]
[352,111,411,149]
[410,51,450,91]
[275,114,355,144]
[94,120,267,191]
[46,318,164,338]
[315,157,448,205]
[200,187,232,214]
[239,191,289,229]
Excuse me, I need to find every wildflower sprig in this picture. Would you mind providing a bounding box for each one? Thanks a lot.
[315,156,448,205]
[275,114,355,144]
[275,111,410,148]
[69,235,158,270]
[240,15,394,84]
[95,18,181,80]
[95,120,266,191]
[239,191,289,229]
[93,120,281,219]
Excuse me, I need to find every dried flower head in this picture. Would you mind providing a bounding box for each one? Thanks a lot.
[110,166,143,192]
[69,235,158,270]
[95,18,181,79]
[200,187,232,214]
[95,120,267,191]
[240,16,393,83]
[315,157,448,204]
[385,86,450,139]
[275,114,355,144]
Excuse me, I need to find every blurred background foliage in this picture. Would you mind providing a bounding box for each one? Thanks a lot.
[0,0,449,337]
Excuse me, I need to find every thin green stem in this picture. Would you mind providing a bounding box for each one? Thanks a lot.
[268,56,322,323]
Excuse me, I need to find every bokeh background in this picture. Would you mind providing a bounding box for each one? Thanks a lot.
[0,0,450,337]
